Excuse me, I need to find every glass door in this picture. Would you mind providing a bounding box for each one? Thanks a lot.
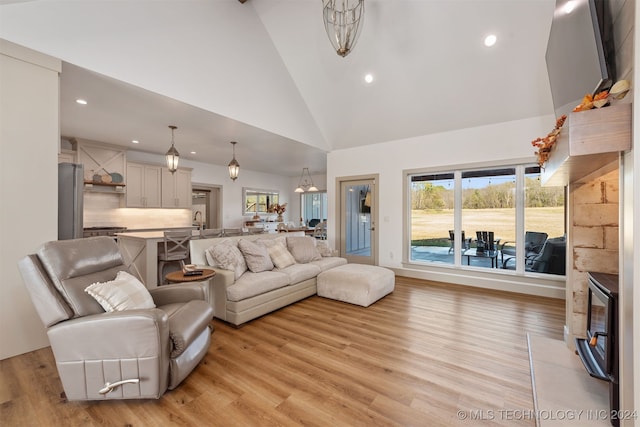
[339,178,376,265]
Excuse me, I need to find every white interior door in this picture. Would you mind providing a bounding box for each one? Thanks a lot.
[339,177,377,265]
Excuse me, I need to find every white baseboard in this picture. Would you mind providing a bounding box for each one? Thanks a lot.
[391,264,566,299]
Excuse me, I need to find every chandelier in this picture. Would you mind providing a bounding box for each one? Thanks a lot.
[295,168,318,193]
[165,125,179,173]
[322,0,365,57]
[228,141,240,181]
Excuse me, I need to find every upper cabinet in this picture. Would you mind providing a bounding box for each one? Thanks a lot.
[126,162,162,208]
[161,168,192,208]
[73,138,126,183]
[126,162,191,208]
[541,103,632,186]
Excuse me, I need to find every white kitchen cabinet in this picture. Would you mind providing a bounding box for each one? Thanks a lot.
[73,139,126,182]
[126,162,162,208]
[161,168,192,208]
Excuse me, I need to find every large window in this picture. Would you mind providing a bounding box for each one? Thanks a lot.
[408,164,565,275]
[300,191,327,226]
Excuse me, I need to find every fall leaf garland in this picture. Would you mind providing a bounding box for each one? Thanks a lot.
[531,115,567,167]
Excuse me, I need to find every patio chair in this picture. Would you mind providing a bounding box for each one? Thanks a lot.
[448,230,470,253]
[501,231,548,268]
[475,231,499,253]
[503,236,565,274]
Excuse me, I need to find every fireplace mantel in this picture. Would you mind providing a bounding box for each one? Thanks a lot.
[541,102,631,187]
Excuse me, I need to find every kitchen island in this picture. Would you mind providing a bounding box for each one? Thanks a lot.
[117,229,198,288]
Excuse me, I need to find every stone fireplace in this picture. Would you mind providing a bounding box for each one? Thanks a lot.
[567,167,619,344]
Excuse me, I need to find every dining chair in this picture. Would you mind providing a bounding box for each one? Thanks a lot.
[313,221,327,240]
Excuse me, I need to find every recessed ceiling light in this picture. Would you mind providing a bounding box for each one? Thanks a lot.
[364,73,374,84]
[190,151,196,155]
[484,34,497,47]
[75,99,87,105]
[131,140,139,144]
[563,1,577,14]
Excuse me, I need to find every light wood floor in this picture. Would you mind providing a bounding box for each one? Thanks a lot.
[0,277,565,427]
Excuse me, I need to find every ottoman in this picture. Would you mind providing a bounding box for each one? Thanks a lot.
[317,264,395,307]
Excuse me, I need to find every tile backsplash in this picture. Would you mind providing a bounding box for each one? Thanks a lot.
[83,192,192,229]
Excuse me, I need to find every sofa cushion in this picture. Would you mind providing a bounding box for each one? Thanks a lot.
[227,271,290,302]
[287,236,322,264]
[309,257,348,271]
[85,270,156,312]
[238,239,274,273]
[207,240,247,280]
[275,263,322,284]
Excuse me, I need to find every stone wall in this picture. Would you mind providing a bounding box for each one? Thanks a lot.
[568,168,619,340]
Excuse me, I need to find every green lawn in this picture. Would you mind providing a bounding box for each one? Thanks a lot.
[411,207,565,245]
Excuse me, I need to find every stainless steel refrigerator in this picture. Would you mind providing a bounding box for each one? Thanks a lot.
[58,163,84,240]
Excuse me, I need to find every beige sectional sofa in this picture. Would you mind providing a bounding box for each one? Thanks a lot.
[190,232,347,326]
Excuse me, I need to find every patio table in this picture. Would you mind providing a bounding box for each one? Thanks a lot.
[462,249,500,268]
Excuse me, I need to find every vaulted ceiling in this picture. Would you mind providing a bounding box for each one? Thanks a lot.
[0,0,556,176]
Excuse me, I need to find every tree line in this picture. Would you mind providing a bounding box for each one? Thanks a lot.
[411,178,564,210]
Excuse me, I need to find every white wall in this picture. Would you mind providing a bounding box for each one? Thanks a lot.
[327,114,554,267]
[327,114,566,297]
[0,40,61,359]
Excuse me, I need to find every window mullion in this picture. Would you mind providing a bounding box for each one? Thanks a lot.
[515,165,525,273]
[454,170,462,266]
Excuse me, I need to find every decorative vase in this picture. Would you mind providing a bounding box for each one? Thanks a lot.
[277,214,284,222]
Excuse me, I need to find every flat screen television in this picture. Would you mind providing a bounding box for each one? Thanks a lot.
[545,0,616,118]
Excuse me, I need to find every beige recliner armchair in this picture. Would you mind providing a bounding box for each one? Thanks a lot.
[17,236,214,401]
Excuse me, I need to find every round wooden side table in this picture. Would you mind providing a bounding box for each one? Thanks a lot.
[165,268,216,284]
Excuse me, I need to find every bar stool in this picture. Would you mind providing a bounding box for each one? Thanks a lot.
[200,228,223,238]
[157,230,192,285]
[222,228,243,237]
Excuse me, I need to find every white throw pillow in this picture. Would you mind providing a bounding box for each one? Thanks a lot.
[287,236,322,263]
[238,239,274,273]
[315,240,338,257]
[265,242,296,269]
[257,236,296,268]
[204,238,235,266]
[85,270,156,312]
[208,240,248,279]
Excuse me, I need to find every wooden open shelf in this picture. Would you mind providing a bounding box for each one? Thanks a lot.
[84,180,126,187]
[541,102,632,186]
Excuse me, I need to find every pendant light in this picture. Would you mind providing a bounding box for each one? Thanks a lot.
[165,125,179,173]
[228,141,240,181]
[295,167,318,192]
[322,0,365,57]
